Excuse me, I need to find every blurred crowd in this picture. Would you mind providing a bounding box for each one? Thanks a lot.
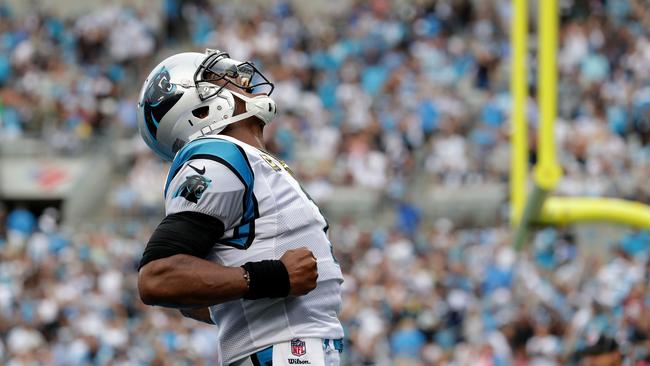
[0,207,648,365]
[1,0,650,365]
[1,0,649,201]
[335,219,649,365]
[0,1,155,152]
[0,207,221,365]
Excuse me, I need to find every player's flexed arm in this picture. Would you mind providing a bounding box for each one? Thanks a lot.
[138,246,318,307]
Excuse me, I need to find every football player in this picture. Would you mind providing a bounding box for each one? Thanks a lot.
[136,50,344,366]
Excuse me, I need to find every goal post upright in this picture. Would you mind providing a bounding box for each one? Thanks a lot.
[510,0,529,228]
[511,0,562,250]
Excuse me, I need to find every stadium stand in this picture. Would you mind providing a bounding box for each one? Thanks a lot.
[0,0,648,365]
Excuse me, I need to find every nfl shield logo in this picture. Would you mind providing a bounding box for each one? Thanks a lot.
[290,339,306,357]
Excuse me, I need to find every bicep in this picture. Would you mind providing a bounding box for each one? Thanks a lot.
[138,212,224,270]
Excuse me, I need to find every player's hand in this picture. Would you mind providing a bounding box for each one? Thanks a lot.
[280,247,318,296]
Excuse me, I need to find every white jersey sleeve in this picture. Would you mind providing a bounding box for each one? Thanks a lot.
[164,158,245,230]
[163,137,258,249]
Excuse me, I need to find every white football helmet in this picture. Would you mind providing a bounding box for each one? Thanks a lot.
[137,50,277,161]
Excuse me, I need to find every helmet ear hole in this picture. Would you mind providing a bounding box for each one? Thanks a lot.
[192,106,210,119]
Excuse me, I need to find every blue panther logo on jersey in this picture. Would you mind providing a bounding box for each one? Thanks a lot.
[143,66,184,139]
[174,174,212,203]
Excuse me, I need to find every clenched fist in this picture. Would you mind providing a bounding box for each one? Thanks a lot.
[280,247,318,296]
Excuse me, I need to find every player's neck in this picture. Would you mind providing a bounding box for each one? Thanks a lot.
[221,119,266,150]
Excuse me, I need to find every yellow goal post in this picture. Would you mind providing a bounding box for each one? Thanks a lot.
[510,0,650,250]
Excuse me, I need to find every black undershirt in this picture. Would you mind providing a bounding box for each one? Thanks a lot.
[138,211,225,270]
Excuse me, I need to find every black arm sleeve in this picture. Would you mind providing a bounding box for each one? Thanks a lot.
[138,211,225,270]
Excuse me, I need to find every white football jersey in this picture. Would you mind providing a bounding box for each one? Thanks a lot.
[163,135,344,364]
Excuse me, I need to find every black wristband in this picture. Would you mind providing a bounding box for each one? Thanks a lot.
[242,260,290,299]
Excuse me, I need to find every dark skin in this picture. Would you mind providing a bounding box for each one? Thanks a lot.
[138,79,319,323]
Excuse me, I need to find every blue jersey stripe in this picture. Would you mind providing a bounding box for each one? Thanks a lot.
[165,138,253,197]
[251,345,273,366]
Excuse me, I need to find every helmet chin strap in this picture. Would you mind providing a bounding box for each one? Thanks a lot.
[189,90,277,141]
[225,90,277,126]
